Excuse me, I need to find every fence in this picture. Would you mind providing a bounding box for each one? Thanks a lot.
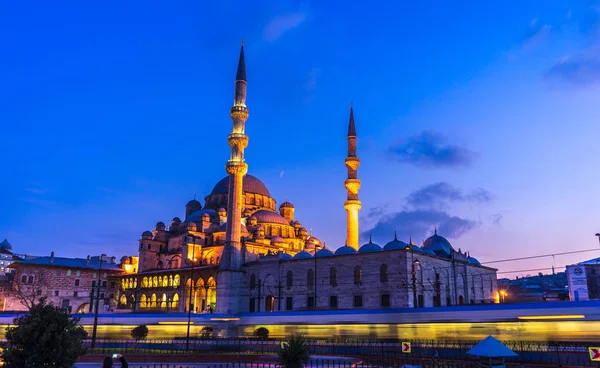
[84,338,599,367]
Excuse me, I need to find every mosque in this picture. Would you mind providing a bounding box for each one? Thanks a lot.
[116,44,498,314]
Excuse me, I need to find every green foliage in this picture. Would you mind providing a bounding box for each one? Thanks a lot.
[2,297,87,368]
[131,324,149,341]
[199,325,214,338]
[277,334,310,368]
[253,326,270,340]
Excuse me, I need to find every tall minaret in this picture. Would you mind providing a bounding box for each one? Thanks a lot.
[217,42,248,314]
[344,105,361,250]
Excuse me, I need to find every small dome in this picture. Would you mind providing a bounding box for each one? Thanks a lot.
[423,229,454,256]
[186,199,201,207]
[279,253,293,261]
[299,227,308,236]
[141,230,153,238]
[172,217,181,224]
[315,248,334,258]
[293,251,313,260]
[335,246,357,255]
[383,232,408,251]
[305,236,322,248]
[218,208,226,214]
[0,239,12,251]
[293,221,302,228]
[359,241,382,253]
[253,210,291,225]
[279,201,294,209]
[155,222,166,230]
[468,256,481,265]
[242,209,253,217]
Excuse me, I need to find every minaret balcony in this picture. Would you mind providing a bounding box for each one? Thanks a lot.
[228,133,249,149]
[230,105,249,120]
[345,157,360,170]
[344,179,361,194]
[226,161,248,175]
[344,199,362,211]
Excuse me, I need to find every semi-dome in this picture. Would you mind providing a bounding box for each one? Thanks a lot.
[186,208,217,222]
[315,248,334,258]
[383,232,407,251]
[252,210,291,225]
[270,236,285,243]
[335,246,357,255]
[279,201,294,209]
[358,238,382,253]
[0,239,12,251]
[305,236,322,248]
[423,229,454,256]
[293,251,313,260]
[210,174,271,197]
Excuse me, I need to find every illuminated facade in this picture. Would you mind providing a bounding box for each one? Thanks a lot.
[115,44,498,314]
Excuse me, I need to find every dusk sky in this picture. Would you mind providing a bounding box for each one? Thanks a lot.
[2,1,600,277]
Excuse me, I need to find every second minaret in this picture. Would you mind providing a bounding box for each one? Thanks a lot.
[344,105,361,250]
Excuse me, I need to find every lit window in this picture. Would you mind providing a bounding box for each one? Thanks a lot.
[92,272,97,278]
[66,270,72,276]
[76,270,81,277]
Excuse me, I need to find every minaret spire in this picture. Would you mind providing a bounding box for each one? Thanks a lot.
[217,43,251,314]
[344,104,362,250]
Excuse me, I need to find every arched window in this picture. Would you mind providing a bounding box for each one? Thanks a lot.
[161,293,167,309]
[286,271,293,288]
[380,264,388,283]
[140,294,147,308]
[330,267,337,287]
[174,274,181,287]
[133,278,138,288]
[142,277,149,288]
[169,275,173,287]
[354,266,362,284]
[307,269,314,290]
[250,274,256,290]
[152,276,158,287]
[119,294,127,305]
[150,294,157,308]
[265,295,275,312]
[172,293,179,310]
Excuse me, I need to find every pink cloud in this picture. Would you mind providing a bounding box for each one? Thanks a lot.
[263,13,307,41]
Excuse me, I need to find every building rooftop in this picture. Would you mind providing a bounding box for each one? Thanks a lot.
[11,256,123,272]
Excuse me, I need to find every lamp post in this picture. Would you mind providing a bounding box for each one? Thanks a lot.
[186,237,197,352]
[595,233,600,247]
[313,242,322,309]
[91,253,106,349]
[404,243,418,308]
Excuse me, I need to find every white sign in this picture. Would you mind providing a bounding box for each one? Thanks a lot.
[566,265,589,301]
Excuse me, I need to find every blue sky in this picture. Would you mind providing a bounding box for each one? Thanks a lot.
[2,1,600,277]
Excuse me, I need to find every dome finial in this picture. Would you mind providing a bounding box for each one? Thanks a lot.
[193,193,196,200]
[394,230,397,240]
[369,234,372,243]
[434,226,437,235]
[409,235,413,245]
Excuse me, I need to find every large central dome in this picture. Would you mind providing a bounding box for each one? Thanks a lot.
[210,174,271,197]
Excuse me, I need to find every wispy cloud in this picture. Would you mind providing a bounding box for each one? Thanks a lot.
[521,19,552,50]
[303,67,321,103]
[25,188,47,195]
[491,213,503,226]
[387,130,477,169]
[361,209,479,244]
[547,56,600,86]
[406,182,493,209]
[263,13,307,42]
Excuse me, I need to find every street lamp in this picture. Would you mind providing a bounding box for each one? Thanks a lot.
[313,242,322,309]
[405,242,419,309]
[595,233,600,247]
[499,289,508,303]
[91,253,106,349]
[186,237,198,352]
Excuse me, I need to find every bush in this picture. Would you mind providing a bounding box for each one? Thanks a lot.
[2,297,87,367]
[254,327,270,340]
[200,325,214,338]
[277,334,310,368]
[131,324,149,341]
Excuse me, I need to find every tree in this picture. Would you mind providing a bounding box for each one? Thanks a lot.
[199,325,214,338]
[277,334,310,368]
[253,327,270,340]
[12,269,48,310]
[2,297,87,367]
[131,324,149,341]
